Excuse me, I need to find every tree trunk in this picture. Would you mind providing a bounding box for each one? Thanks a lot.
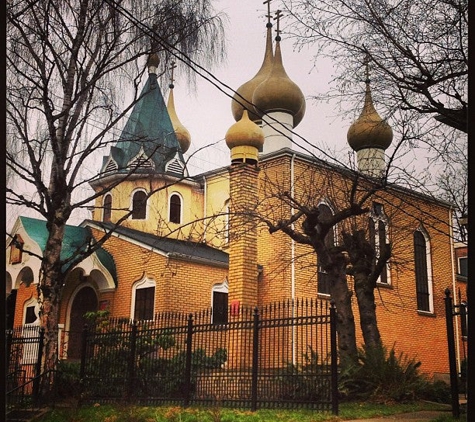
[38,221,67,379]
[353,271,381,347]
[329,271,358,366]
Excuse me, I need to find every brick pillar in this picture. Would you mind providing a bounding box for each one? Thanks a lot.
[227,163,259,309]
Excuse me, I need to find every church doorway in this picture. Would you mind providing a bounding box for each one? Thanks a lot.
[67,286,98,360]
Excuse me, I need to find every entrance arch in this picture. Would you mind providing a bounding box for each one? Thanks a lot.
[67,286,98,360]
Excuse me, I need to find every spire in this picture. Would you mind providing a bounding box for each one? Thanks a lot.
[252,9,306,127]
[231,0,275,123]
[167,61,191,154]
[97,52,187,179]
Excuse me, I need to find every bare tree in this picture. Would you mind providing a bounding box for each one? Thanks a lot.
[251,154,443,366]
[278,0,467,231]
[6,0,226,376]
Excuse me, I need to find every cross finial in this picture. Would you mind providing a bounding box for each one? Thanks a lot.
[363,54,370,83]
[263,0,273,26]
[274,9,283,41]
[169,61,177,88]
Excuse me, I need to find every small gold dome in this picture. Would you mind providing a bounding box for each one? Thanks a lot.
[231,24,274,123]
[225,110,265,150]
[167,86,191,153]
[252,39,306,127]
[347,81,393,151]
[147,52,160,68]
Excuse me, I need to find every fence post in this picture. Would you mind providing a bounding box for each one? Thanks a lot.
[183,313,193,407]
[127,322,138,401]
[32,327,45,404]
[79,324,88,404]
[251,307,259,412]
[330,300,338,415]
[444,289,460,418]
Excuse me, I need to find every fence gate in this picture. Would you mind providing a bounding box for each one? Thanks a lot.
[6,325,44,413]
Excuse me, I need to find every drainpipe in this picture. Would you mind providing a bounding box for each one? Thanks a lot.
[291,153,296,365]
[202,176,207,242]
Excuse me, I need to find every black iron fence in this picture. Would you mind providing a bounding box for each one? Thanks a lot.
[80,299,338,412]
[5,298,338,413]
[5,325,58,415]
[444,289,469,419]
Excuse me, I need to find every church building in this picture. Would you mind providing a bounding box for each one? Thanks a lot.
[6,10,461,382]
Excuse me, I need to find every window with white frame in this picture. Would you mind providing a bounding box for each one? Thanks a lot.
[103,194,112,222]
[212,280,228,325]
[458,256,467,277]
[131,277,155,321]
[413,229,433,313]
[131,190,147,220]
[369,202,390,285]
[169,193,182,224]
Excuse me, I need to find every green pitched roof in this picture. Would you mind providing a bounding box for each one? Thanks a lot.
[19,216,117,281]
[101,72,186,176]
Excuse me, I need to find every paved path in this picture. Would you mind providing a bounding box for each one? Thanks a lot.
[343,410,455,422]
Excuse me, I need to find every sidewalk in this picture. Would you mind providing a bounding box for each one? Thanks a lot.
[343,410,452,422]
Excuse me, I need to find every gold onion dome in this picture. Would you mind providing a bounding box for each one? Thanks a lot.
[252,37,306,127]
[231,22,274,123]
[347,79,393,152]
[167,84,191,153]
[225,110,265,150]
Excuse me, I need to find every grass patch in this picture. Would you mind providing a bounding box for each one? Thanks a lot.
[35,400,454,422]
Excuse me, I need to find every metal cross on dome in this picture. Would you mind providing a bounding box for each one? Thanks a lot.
[274,9,283,40]
[169,61,177,88]
[363,54,371,83]
[263,0,272,25]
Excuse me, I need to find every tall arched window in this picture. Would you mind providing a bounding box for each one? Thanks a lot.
[369,202,390,285]
[103,194,112,222]
[414,230,433,312]
[169,193,182,224]
[132,191,147,220]
[317,203,334,295]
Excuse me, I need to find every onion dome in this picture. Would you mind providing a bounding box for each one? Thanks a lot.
[231,22,274,123]
[167,83,191,153]
[252,36,306,127]
[147,52,160,74]
[225,110,265,163]
[347,78,393,152]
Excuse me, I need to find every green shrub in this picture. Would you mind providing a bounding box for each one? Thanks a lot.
[56,361,82,399]
[339,342,427,403]
[279,346,331,401]
[417,379,451,404]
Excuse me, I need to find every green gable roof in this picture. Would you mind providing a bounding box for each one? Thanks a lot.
[19,216,117,281]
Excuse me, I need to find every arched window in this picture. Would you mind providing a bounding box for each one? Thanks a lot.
[414,230,433,312]
[212,280,228,325]
[169,193,182,224]
[369,202,390,285]
[132,277,155,321]
[132,191,147,220]
[103,194,112,222]
[317,203,335,295]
